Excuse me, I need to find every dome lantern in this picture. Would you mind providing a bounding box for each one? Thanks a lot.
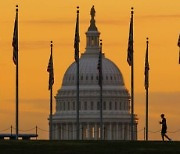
[85,6,100,52]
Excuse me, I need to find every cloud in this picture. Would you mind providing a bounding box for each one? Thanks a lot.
[136,92,180,114]
[140,14,180,19]
[20,19,127,25]
[0,40,72,51]
[1,98,49,113]
[20,19,88,25]
[19,14,180,25]
[2,14,179,28]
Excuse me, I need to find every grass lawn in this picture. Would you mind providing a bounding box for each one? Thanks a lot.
[0,140,180,154]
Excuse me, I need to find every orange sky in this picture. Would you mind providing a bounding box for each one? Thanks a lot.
[0,0,180,140]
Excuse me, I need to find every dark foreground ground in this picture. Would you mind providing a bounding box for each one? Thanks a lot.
[0,140,180,154]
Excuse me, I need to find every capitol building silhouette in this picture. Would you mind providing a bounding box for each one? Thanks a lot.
[51,6,138,140]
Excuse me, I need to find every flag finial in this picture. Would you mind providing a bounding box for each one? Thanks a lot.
[131,7,134,15]
[178,34,180,47]
[77,6,79,14]
[146,37,149,44]
[16,5,18,12]
[51,41,53,47]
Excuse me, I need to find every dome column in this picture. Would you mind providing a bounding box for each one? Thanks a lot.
[122,123,125,140]
[55,124,59,140]
[108,123,112,140]
[87,123,90,139]
[60,124,62,140]
[112,123,114,140]
[71,123,74,140]
[120,123,122,140]
[128,123,131,140]
[134,123,137,140]
[52,124,55,139]
[80,123,82,140]
[116,123,119,140]
[94,123,98,140]
[59,124,62,140]
[73,123,76,140]
[65,123,68,140]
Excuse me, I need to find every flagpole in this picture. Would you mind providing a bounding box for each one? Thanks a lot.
[130,7,134,141]
[50,85,53,140]
[145,38,149,141]
[131,45,134,141]
[75,6,80,140]
[146,85,148,140]
[49,41,53,140]
[15,5,19,140]
[76,43,80,141]
[100,40,103,140]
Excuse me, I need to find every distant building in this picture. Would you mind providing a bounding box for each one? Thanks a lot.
[51,6,138,140]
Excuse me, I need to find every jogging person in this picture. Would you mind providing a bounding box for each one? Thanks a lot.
[159,114,172,141]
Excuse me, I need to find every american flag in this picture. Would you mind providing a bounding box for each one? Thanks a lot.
[127,11,133,66]
[178,34,180,47]
[144,39,150,90]
[74,8,80,62]
[177,35,180,64]
[12,9,18,65]
[47,44,54,90]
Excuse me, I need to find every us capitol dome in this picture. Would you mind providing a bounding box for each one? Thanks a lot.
[51,6,138,140]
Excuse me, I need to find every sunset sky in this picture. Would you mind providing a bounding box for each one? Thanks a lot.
[0,0,180,140]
